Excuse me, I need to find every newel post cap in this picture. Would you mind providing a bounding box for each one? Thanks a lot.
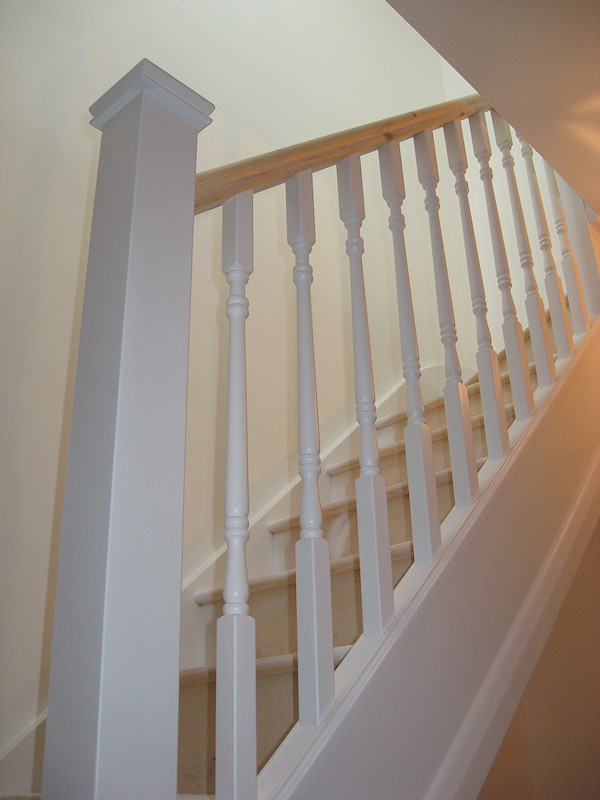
[89,58,215,132]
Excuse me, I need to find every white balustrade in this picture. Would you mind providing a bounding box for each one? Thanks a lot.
[491,112,556,388]
[43,74,600,800]
[285,171,336,723]
[414,129,478,507]
[42,61,214,799]
[216,191,257,799]
[443,119,509,460]
[378,141,441,564]
[336,154,394,635]
[469,111,534,421]
[543,163,589,337]
[518,136,574,360]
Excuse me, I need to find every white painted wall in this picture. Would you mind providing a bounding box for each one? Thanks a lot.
[0,0,468,787]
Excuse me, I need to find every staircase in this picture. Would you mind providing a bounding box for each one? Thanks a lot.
[177,344,534,795]
[39,60,600,800]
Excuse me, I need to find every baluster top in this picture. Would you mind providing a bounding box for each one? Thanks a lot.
[286,171,316,247]
[379,140,406,203]
[491,111,513,149]
[469,112,492,160]
[222,192,254,278]
[337,154,365,222]
[414,129,440,185]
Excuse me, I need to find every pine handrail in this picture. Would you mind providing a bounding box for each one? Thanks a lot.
[194,94,489,214]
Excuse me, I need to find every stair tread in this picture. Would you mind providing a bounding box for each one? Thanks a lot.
[195,540,414,607]
[326,405,511,478]
[180,644,352,685]
[196,452,484,605]
[375,364,534,432]
[271,451,489,534]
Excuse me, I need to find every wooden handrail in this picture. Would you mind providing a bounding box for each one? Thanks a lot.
[194,94,490,214]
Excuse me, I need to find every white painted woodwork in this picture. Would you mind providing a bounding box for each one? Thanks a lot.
[378,140,441,564]
[518,136,574,360]
[413,129,478,507]
[543,163,589,337]
[216,191,257,799]
[41,61,214,800]
[285,171,336,723]
[491,112,556,388]
[216,615,256,800]
[295,536,336,725]
[336,154,395,634]
[555,174,600,320]
[468,112,534,422]
[443,119,508,460]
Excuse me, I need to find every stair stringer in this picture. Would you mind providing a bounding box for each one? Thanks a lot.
[258,318,600,800]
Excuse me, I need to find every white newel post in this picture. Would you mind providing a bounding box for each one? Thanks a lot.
[517,135,574,361]
[414,130,478,508]
[468,112,534,422]
[378,141,441,564]
[555,174,600,320]
[216,191,257,799]
[337,154,394,637]
[443,119,509,460]
[42,61,214,799]
[491,112,556,388]
[285,171,336,724]
[543,163,589,337]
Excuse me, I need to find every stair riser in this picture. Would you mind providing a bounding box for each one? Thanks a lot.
[376,400,446,450]
[272,470,451,572]
[329,420,490,502]
[376,366,535,450]
[196,550,414,668]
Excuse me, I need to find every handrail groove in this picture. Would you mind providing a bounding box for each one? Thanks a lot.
[195,94,489,214]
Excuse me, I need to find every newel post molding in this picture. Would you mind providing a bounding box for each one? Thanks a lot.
[42,61,214,799]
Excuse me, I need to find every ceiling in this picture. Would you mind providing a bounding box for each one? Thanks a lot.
[386,0,600,212]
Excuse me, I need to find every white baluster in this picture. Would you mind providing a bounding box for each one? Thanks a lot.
[469,111,534,421]
[555,174,600,321]
[336,155,394,635]
[414,129,478,507]
[518,135,574,360]
[285,171,336,723]
[216,191,256,800]
[378,141,441,564]
[491,112,556,388]
[443,119,509,460]
[543,163,589,338]
[42,61,214,799]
